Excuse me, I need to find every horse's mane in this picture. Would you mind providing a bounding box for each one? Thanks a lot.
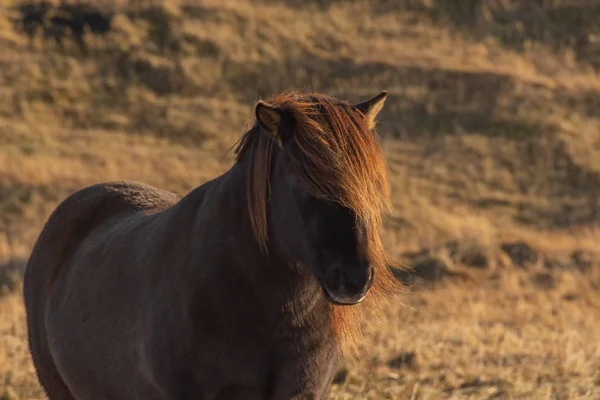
[233,91,399,354]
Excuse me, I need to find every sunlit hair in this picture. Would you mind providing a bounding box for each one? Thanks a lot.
[233,91,400,354]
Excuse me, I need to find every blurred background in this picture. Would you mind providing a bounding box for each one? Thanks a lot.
[1,0,599,398]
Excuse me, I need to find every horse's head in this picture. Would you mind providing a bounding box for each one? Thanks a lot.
[235,91,392,306]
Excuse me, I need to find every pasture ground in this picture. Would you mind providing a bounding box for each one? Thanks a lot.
[1,1,599,399]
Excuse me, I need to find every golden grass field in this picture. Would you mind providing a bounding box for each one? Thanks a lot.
[1,0,600,398]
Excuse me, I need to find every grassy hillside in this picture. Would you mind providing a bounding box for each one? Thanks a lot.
[1,0,600,398]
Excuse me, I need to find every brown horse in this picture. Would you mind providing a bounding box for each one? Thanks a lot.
[23,90,398,400]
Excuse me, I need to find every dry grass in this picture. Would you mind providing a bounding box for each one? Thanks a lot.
[1,0,599,398]
[330,270,600,399]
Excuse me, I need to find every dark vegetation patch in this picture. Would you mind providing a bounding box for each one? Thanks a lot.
[0,259,25,295]
[387,351,418,370]
[14,1,113,53]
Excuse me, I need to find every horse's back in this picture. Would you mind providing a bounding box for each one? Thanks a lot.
[23,181,179,400]
[25,180,179,295]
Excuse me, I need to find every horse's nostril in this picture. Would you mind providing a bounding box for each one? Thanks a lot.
[326,262,373,294]
[322,262,374,305]
[327,264,343,291]
[334,264,342,281]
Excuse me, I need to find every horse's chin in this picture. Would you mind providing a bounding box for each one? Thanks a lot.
[319,281,369,306]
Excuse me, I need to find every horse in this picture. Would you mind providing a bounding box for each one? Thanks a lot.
[23,90,399,399]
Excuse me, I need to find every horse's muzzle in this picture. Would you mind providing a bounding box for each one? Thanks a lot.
[321,262,375,306]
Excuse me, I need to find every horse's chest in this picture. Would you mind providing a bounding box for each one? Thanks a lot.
[188,327,339,399]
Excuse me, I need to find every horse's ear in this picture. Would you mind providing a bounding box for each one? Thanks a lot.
[353,90,388,129]
[255,100,284,141]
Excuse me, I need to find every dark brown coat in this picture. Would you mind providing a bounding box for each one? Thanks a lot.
[23,90,399,400]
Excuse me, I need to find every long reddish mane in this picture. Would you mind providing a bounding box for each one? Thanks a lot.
[233,91,400,353]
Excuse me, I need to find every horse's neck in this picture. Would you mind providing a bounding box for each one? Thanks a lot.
[186,162,326,320]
